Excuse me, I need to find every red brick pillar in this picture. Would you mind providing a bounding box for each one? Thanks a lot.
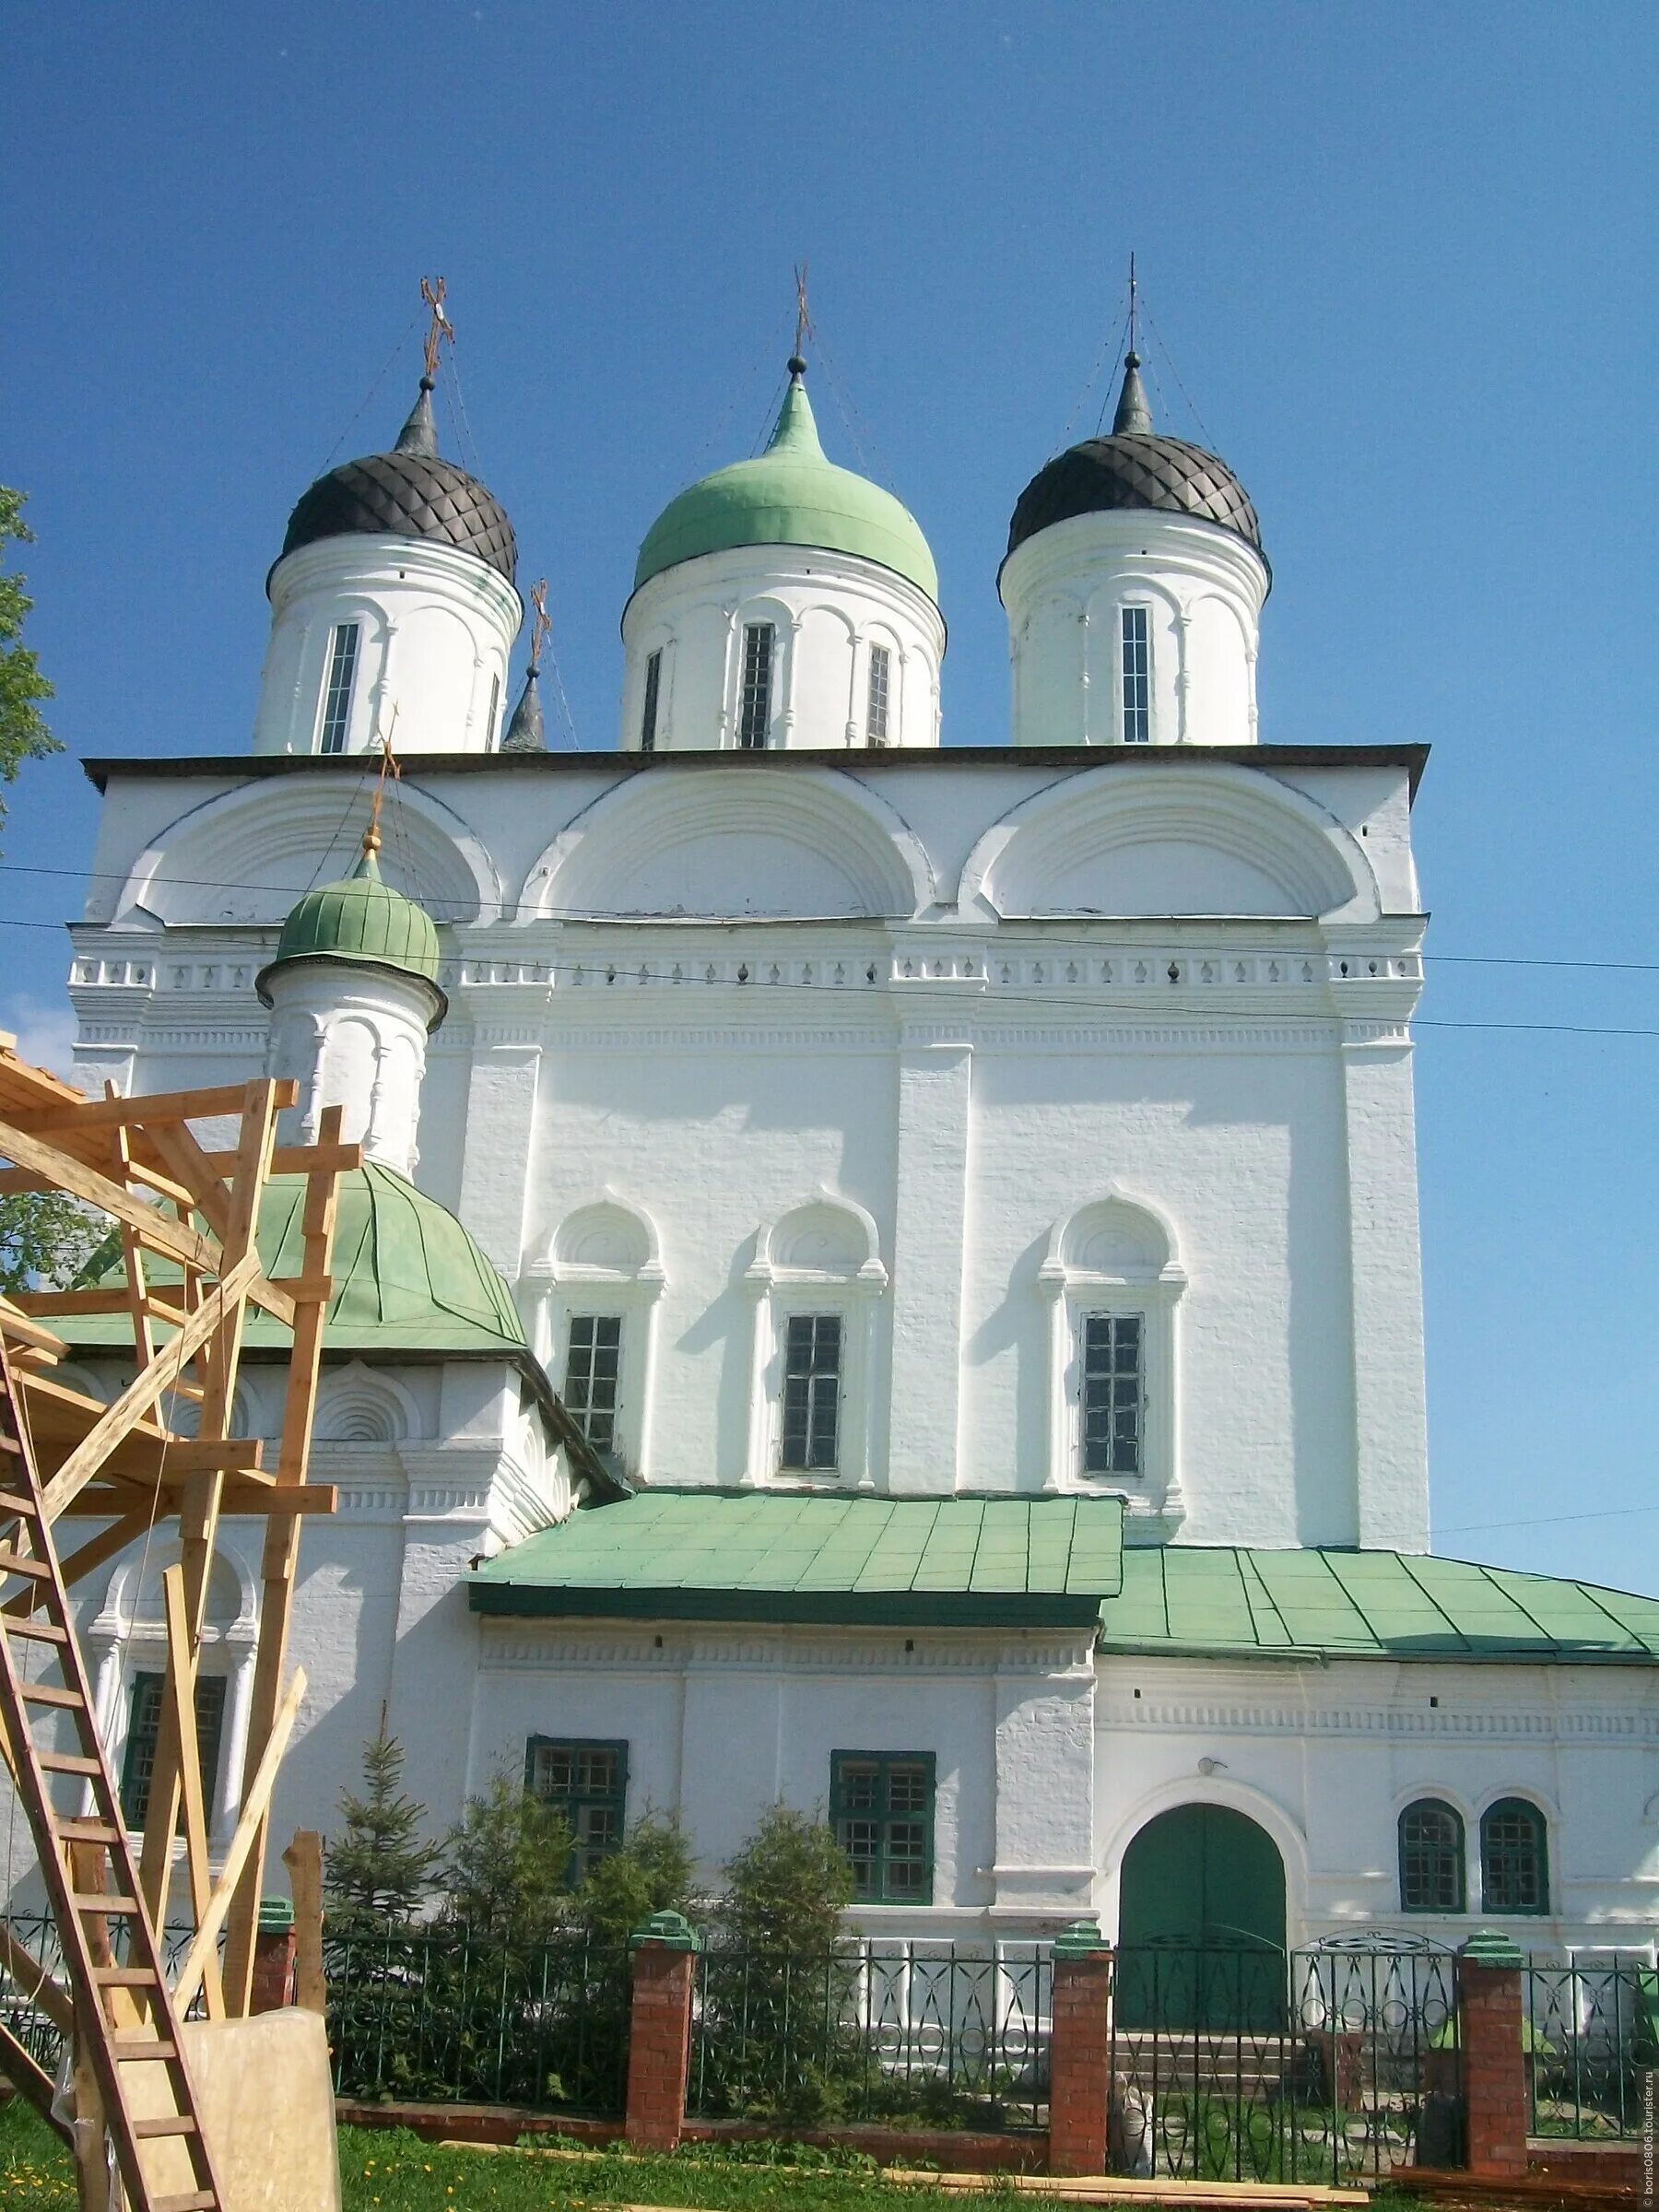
[1457,1931,1529,2179]
[1048,1923,1113,2177]
[625,1912,700,2152]
[250,1897,297,2014]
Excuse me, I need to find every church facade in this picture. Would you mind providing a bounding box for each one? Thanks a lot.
[39,337,1659,1956]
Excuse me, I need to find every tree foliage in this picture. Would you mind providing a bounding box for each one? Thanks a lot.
[0,487,58,829]
[0,1193,103,1296]
[324,1731,442,1932]
[719,1801,854,1957]
[569,1809,699,1948]
[441,1768,573,1944]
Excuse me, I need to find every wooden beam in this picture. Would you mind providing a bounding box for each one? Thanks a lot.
[37,1250,262,1520]
[200,1139,362,1177]
[0,2015,71,2143]
[283,1830,326,2017]
[5,1078,300,1135]
[0,1300,68,1357]
[0,1118,222,1273]
[161,1567,225,2021]
[0,1920,73,2033]
[171,1666,305,2018]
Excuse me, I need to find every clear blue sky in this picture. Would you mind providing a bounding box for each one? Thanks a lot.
[7,3,1657,1590]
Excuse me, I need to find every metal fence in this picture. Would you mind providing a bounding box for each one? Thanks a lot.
[324,1928,631,2115]
[0,1910,205,2084]
[1526,1956,1658,2141]
[688,1939,1052,2131]
[1108,1940,1461,2184]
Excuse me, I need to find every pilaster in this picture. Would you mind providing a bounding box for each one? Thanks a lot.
[888,1028,972,1491]
[454,1007,544,1276]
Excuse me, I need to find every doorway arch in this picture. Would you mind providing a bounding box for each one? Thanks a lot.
[1115,1803,1288,2030]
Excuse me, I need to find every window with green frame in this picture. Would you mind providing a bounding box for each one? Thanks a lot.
[1398,1798,1466,1912]
[120,1670,228,1831]
[1480,1796,1548,1915]
[830,1751,935,1904]
[525,1736,629,1882]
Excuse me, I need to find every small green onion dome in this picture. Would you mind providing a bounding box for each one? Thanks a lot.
[632,361,938,606]
[257,844,444,1018]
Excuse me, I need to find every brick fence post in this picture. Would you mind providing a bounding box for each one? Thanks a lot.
[1457,1929,1529,2179]
[1048,1919,1113,2177]
[250,1895,298,2014]
[625,1910,701,2152]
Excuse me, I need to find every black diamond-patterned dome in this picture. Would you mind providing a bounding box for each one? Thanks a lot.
[1006,354,1265,573]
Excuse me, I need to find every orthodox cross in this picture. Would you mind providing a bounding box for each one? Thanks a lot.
[363,707,402,858]
[420,276,454,381]
[1126,252,1138,359]
[529,580,552,676]
[794,262,811,359]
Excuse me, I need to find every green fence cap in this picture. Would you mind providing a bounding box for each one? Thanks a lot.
[257,1896,296,1935]
[1053,1916,1111,1959]
[628,1908,701,1953]
[1459,1927,1524,1967]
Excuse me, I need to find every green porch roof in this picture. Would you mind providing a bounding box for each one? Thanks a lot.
[469,1491,1125,1628]
[1096,1547,1659,1663]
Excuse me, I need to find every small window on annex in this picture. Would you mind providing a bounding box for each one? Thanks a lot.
[830,1751,935,1904]
[1480,1798,1548,1915]
[866,642,892,744]
[1399,1799,1465,1913]
[781,1312,841,1472]
[738,622,775,748]
[563,1314,622,1454]
[121,1670,229,1831]
[641,649,663,751]
[318,620,361,754]
[526,1736,629,1881]
[1120,605,1150,744]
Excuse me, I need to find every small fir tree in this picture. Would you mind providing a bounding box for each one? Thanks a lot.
[571,1810,698,1947]
[719,1802,853,1956]
[442,1767,573,1943]
[324,1731,441,1931]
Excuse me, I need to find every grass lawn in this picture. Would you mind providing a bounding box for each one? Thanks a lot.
[0,2101,1441,2211]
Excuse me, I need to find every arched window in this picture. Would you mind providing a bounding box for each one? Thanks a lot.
[530,1197,666,1479]
[1480,1798,1549,1916]
[745,1195,887,1487]
[1399,1799,1465,1913]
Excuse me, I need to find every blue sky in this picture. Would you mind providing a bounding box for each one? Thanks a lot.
[6,3,1657,1589]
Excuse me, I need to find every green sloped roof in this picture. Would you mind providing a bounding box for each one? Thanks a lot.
[257,848,441,1004]
[469,1491,1124,1628]
[633,371,938,605]
[1096,1547,1659,1663]
[65,1163,526,1358]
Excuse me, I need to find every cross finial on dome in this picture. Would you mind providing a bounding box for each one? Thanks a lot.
[359,710,403,865]
[393,277,453,459]
[502,581,550,752]
[1110,253,1154,435]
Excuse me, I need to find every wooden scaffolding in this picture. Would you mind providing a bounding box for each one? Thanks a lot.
[0,1039,356,2207]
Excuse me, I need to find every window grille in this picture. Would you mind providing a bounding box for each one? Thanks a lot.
[641,649,662,751]
[1399,1799,1466,1912]
[120,1670,228,1830]
[319,621,361,754]
[781,1312,841,1470]
[738,622,774,748]
[526,1736,629,1881]
[830,1751,935,1903]
[563,1314,622,1454]
[1081,1312,1143,1476]
[866,642,891,744]
[1121,605,1150,744]
[1481,1797,1548,1914]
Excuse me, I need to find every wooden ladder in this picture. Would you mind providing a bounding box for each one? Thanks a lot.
[0,1326,227,2212]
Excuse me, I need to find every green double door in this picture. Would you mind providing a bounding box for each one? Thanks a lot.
[1115,1804,1288,2031]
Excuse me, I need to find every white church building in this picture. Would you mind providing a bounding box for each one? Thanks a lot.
[37,333,1659,1957]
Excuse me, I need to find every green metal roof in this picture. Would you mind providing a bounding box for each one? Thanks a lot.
[65,1163,527,1359]
[632,370,939,605]
[256,848,442,1008]
[469,1491,1125,1628]
[1096,1547,1659,1663]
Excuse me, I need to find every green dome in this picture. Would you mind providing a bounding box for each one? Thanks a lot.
[633,368,938,605]
[258,848,442,1012]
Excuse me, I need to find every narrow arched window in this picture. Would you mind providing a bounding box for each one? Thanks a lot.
[1399,1798,1465,1912]
[1480,1798,1548,1915]
[641,649,663,751]
[738,622,774,748]
[318,620,361,753]
[1120,605,1150,743]
[866,642,892,744]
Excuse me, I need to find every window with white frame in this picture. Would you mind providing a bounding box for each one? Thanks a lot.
[738,622,775,748]
[746,1198,887,1488]
[318,621,361,753]
[866,642,892,744]
[1121,606,1150,743]
[1041,1192,1184,1512]
[534,1199,665,1480]
[562,1313,623,1454]
[641,648,663,751]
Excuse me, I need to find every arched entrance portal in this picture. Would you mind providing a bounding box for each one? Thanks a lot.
[1115,1804,1288,2030]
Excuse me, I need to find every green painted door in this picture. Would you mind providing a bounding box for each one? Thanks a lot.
[1114,1805,1287,2030]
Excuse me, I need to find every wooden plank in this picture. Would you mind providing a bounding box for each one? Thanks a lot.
[199,1139,362,1177]
[0,1118,222,1273]
[37,1250,262,1519]
[6,1078,299,1135]
[282,1830,325,2017]
[171,1666,305,2018]
[0,1300,68,1357]
[161,1567,225,2022]
[0,2014,72,2144]
[0,1919,73,2032]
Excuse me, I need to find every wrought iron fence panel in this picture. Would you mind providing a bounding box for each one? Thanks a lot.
[1526,1955,1657,2140]
[0,1911,210,2080]
[688,1939,1051,2132]
[1109,1942,1460,2184]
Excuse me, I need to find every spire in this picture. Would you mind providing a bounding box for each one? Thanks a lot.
[766,355,825,460]
[500,665,545,752]
[1112,352,1153,437]
[394,375,439,458]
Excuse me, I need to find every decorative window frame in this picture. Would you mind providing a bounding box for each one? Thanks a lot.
[1116,601,1153,745]
[724,598,795,749]
[1477,1794,1551,1918]
[1397,1795,1468,1915]
[1039,1187,1184,1522]
[527,1194,666,1483]
[744,1192,888,1488]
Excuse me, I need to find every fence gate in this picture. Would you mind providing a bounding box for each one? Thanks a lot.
[1108,1939,1460,2185]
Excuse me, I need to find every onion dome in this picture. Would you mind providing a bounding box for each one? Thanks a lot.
[1006,354,1265,575]
[256,843,444,1019]
[275,374,517,588]
[633,359,937,604]
[500,665,546,753]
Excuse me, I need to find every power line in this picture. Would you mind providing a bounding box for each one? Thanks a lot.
[1433,1503,1659,1535]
